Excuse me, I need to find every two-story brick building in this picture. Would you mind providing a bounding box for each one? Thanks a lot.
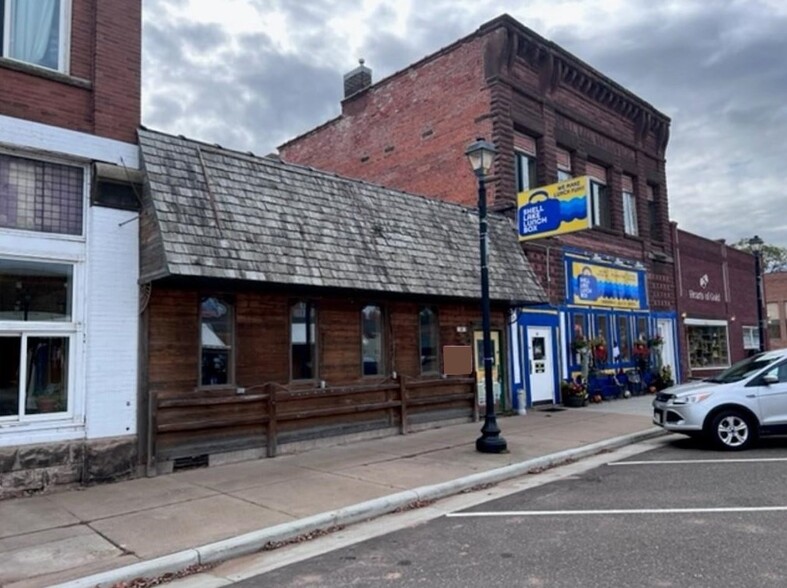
[672,227,760,380]
[0,0,142,496]
[280,14,679,407]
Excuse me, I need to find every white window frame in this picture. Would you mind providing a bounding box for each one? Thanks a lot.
[1,0,71,73]
[0,147,88,240]
[0,257,80,424]
[685,318,730,370]
[623,190,638,236]
[742,326,760,350]
[590,180,611,229]
[515,150,537,194]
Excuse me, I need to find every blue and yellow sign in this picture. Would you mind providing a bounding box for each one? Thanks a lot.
[517,176,591,241]
[567,257,646,310]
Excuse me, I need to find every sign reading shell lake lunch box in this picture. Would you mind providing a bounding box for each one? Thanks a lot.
[517,176,591,241]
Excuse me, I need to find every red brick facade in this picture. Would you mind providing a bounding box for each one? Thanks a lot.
[280,15,676,320]
[765,271,787,349]
[673,227,759,379]
[0,0,141,142]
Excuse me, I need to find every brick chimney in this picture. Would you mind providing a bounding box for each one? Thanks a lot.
[343,59,372,98]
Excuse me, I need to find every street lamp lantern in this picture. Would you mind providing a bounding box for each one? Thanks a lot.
[465,138,497,178]
[465,137,507,454]
[749,235,766,352]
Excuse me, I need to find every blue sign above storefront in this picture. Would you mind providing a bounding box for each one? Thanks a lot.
[566,254,648,310]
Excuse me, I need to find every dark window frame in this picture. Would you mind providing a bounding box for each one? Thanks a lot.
[361,303,385,377]
[290,300,318,382]
[418,306,440,375]
[198,295,235,388]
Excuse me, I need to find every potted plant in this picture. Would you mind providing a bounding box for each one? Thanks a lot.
[33,387,63,413]
[571,335,589,354]
[591,335,607,363]
[561,378,588,407]
[647,334,664,348]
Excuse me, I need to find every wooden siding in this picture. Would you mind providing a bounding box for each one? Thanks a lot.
[146,285,505,466]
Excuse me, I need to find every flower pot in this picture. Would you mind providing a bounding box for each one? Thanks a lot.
[35,396,60,413]
[564,395,587,408]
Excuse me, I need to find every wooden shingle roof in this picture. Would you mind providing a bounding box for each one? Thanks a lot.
[138,128,545,304]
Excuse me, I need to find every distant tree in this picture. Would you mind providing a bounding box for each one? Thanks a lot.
[732,239,787,273]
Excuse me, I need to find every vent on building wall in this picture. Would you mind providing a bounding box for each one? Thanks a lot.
[343,58,372,98]
[172,454,209,471]
[92,162,143,211]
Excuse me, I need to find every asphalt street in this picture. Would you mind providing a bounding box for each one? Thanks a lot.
[229,436,787,588]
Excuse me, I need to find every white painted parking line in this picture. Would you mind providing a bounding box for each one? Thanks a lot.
[447,506,787,517]
[609,457,787,466]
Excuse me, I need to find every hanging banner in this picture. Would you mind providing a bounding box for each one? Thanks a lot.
[517,176,591,241]
[566,256,647,310]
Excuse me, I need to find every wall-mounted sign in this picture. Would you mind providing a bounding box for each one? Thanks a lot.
[517,176,591,241]
[566,255,647,310]
[687,273,722,303]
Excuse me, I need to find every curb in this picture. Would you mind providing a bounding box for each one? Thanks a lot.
[53,428,665,588]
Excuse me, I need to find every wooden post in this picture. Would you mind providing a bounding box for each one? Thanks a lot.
[399,375,408,435]
[266,384,278,457]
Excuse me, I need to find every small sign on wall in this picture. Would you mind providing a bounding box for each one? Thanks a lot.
[443,345,472,375]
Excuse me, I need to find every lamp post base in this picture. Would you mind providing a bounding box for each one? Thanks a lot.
[476,418,508,453]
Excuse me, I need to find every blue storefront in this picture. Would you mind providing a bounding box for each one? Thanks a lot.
[511,250,680,410]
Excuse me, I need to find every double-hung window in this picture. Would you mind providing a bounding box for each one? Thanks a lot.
[1,0,71,72]
[200,296,234,387]
[556,147,572,181]
[587,162,611,230]
[514,133,537,193]
[622,175,638,236]
[0,259,74,418]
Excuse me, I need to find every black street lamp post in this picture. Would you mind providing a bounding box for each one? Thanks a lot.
[749,235,766,352]
[465,138,507,454]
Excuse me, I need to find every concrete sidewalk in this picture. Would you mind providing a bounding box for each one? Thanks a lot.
[0,396,659,588]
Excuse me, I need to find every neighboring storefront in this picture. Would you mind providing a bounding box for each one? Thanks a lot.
[764,271,787,350]
[674,227,759,380]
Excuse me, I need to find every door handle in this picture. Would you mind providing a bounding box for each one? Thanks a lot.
[745,394,756,398]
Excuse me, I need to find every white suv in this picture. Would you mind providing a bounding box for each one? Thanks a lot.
[652,349,787,450]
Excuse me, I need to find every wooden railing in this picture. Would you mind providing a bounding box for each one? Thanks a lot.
[151,376,476,466]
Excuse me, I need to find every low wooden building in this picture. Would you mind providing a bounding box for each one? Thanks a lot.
[137,129,545,474]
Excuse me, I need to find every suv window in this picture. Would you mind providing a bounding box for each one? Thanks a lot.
[708,353,782,384]
[762,363,787,383]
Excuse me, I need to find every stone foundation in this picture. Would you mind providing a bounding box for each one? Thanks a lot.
[0,436,139,500]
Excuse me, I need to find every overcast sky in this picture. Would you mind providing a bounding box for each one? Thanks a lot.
[142,0,787,248]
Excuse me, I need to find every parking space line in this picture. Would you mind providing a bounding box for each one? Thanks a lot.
[609,457,787,466]
[447,506,787,517]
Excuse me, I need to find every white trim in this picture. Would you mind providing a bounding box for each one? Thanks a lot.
[2,0,72,73]
[0,114,140,168]
[684,318,728,327]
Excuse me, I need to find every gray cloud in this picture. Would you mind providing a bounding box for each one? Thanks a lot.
[141,0,787,248]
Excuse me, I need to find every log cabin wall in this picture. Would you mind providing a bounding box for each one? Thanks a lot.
[144,284,507,472]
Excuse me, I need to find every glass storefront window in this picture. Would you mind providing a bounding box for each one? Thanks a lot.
[616,316,630,361]
[687,325,729,369]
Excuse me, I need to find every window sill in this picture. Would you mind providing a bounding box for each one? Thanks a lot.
[0,57,92,89]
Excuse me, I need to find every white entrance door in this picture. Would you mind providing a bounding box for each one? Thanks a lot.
[657,318,677,381]
[527,327,554,404]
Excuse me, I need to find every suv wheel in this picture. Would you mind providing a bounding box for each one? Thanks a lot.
[709,410,756,451]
